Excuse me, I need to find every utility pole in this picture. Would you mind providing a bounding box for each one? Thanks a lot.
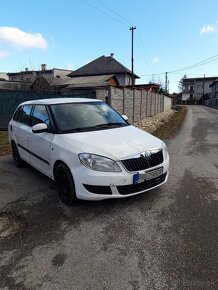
[130,26,136,87]
[202,74,205,103]
[165,72,168,92]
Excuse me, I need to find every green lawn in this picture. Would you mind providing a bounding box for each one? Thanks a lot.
[0,131,11,156]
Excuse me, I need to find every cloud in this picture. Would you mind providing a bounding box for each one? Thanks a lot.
[0,50,8,58]
[0,26,48,50]
[152,57,159,63]
[200,24,216,34]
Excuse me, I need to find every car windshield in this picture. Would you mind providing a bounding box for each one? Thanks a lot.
[50,101,129,133]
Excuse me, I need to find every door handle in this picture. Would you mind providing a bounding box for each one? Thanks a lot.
[27,134,31,138]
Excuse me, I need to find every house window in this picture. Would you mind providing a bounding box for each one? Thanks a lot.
[127,76,131,85]
[189,85,194,92]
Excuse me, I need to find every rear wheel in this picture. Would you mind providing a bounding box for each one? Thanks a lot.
[12,142,24,168]
[55,163,77,205]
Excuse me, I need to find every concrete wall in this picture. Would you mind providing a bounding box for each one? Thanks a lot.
[164,95,172,110]
[109,86,168,124]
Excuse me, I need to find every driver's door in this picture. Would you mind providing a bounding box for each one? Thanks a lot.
[28,105,53,176]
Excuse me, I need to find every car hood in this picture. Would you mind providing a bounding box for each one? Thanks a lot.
[60,125,163,160]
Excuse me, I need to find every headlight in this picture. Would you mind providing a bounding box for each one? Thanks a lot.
[79,153,121,172]
[162,142,168,160]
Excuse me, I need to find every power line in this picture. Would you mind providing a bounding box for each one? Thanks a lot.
[134,35,153,74]
[81,0,153,75]
[96,0,132,26]
[168,54,218,73]
[135,31,153,74]
[81,0,128,26]
[140,54,218,78]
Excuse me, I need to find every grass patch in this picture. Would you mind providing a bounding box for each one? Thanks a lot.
[152,106,187,139]
[0,131,11,156]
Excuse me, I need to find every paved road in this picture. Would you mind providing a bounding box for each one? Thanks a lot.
[0,105,217,290]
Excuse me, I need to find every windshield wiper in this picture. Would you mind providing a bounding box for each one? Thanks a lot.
[61,126,94,133]
[92,122,128,129]
[60,123,128,133]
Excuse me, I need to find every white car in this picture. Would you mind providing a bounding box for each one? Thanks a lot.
[8,98,169,205]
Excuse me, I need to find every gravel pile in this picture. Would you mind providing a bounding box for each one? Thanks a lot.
[134,109,175,133]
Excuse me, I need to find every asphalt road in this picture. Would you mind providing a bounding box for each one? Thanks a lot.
[0,105,218,290]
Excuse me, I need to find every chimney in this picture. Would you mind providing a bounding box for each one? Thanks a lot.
[25,68,29,72]
[110,53,114,58]
[41,64,47,71]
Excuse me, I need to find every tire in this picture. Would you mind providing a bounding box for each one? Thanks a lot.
[55,163,77,205]
[12,142,24,168]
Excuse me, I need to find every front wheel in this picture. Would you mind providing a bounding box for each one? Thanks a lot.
[12,142,24,168]
[55,163,77,205]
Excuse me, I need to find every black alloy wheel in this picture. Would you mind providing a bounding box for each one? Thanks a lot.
[55,163,77,205]
[12,142,24,168]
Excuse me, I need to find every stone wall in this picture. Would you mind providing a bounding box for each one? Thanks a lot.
[109,86,170,124]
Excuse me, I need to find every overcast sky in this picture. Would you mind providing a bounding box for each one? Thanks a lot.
[1,0,218,92]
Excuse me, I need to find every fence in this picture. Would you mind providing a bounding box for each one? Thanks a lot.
[0,87,172,129]
[108,86,170,124]
[204,98,218,109]
[0,90,95,130]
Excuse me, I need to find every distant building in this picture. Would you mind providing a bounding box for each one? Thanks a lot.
[67,54,139,86]
[8,64,72,85]
[133,83,161,92]
[182,76,218,103]
[2,64,72,92]
[206,79,218,108]
[0,72,9,81]
[209,79,218,98]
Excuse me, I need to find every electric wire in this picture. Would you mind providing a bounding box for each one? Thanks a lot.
[81,0,154,75]
[96,0,132,26]
[81,0,128,26]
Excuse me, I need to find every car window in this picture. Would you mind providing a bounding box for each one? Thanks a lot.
[32,105,50,126]
[51,102,128,133]
[13,106,22,122]
[19,105,33,126]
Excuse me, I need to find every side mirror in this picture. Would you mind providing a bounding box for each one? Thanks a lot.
[32,123,48,133]
[122,115,128,121]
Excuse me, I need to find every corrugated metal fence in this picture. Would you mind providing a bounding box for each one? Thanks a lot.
[0,90,95,129]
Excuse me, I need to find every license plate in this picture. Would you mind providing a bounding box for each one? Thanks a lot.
[145,167,163,181]
[133,167,163,184]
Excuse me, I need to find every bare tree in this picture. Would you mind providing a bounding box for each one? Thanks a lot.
[178,74,187,92]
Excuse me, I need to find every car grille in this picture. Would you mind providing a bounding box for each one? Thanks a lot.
[117,172,167,195]
[121,150,163,172]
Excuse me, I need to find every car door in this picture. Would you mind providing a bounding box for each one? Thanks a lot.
[28,105,54,176]
[13,105,33,163]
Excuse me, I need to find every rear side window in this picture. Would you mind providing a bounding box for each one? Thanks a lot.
[32,105,50,126]
[19,105,32,126]
[13,107,22,122]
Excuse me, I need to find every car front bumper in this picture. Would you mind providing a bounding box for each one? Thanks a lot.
[72,156,169,200]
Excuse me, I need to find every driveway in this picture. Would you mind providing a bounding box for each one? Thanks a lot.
[0,105,218,290]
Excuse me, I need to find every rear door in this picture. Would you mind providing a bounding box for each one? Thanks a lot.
[13,105,33,163]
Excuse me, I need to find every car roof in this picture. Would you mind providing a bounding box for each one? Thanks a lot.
[19,98,102,106]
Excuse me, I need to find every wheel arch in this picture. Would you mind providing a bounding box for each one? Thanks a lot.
[11,139,16,146]
[53,160,73,180]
